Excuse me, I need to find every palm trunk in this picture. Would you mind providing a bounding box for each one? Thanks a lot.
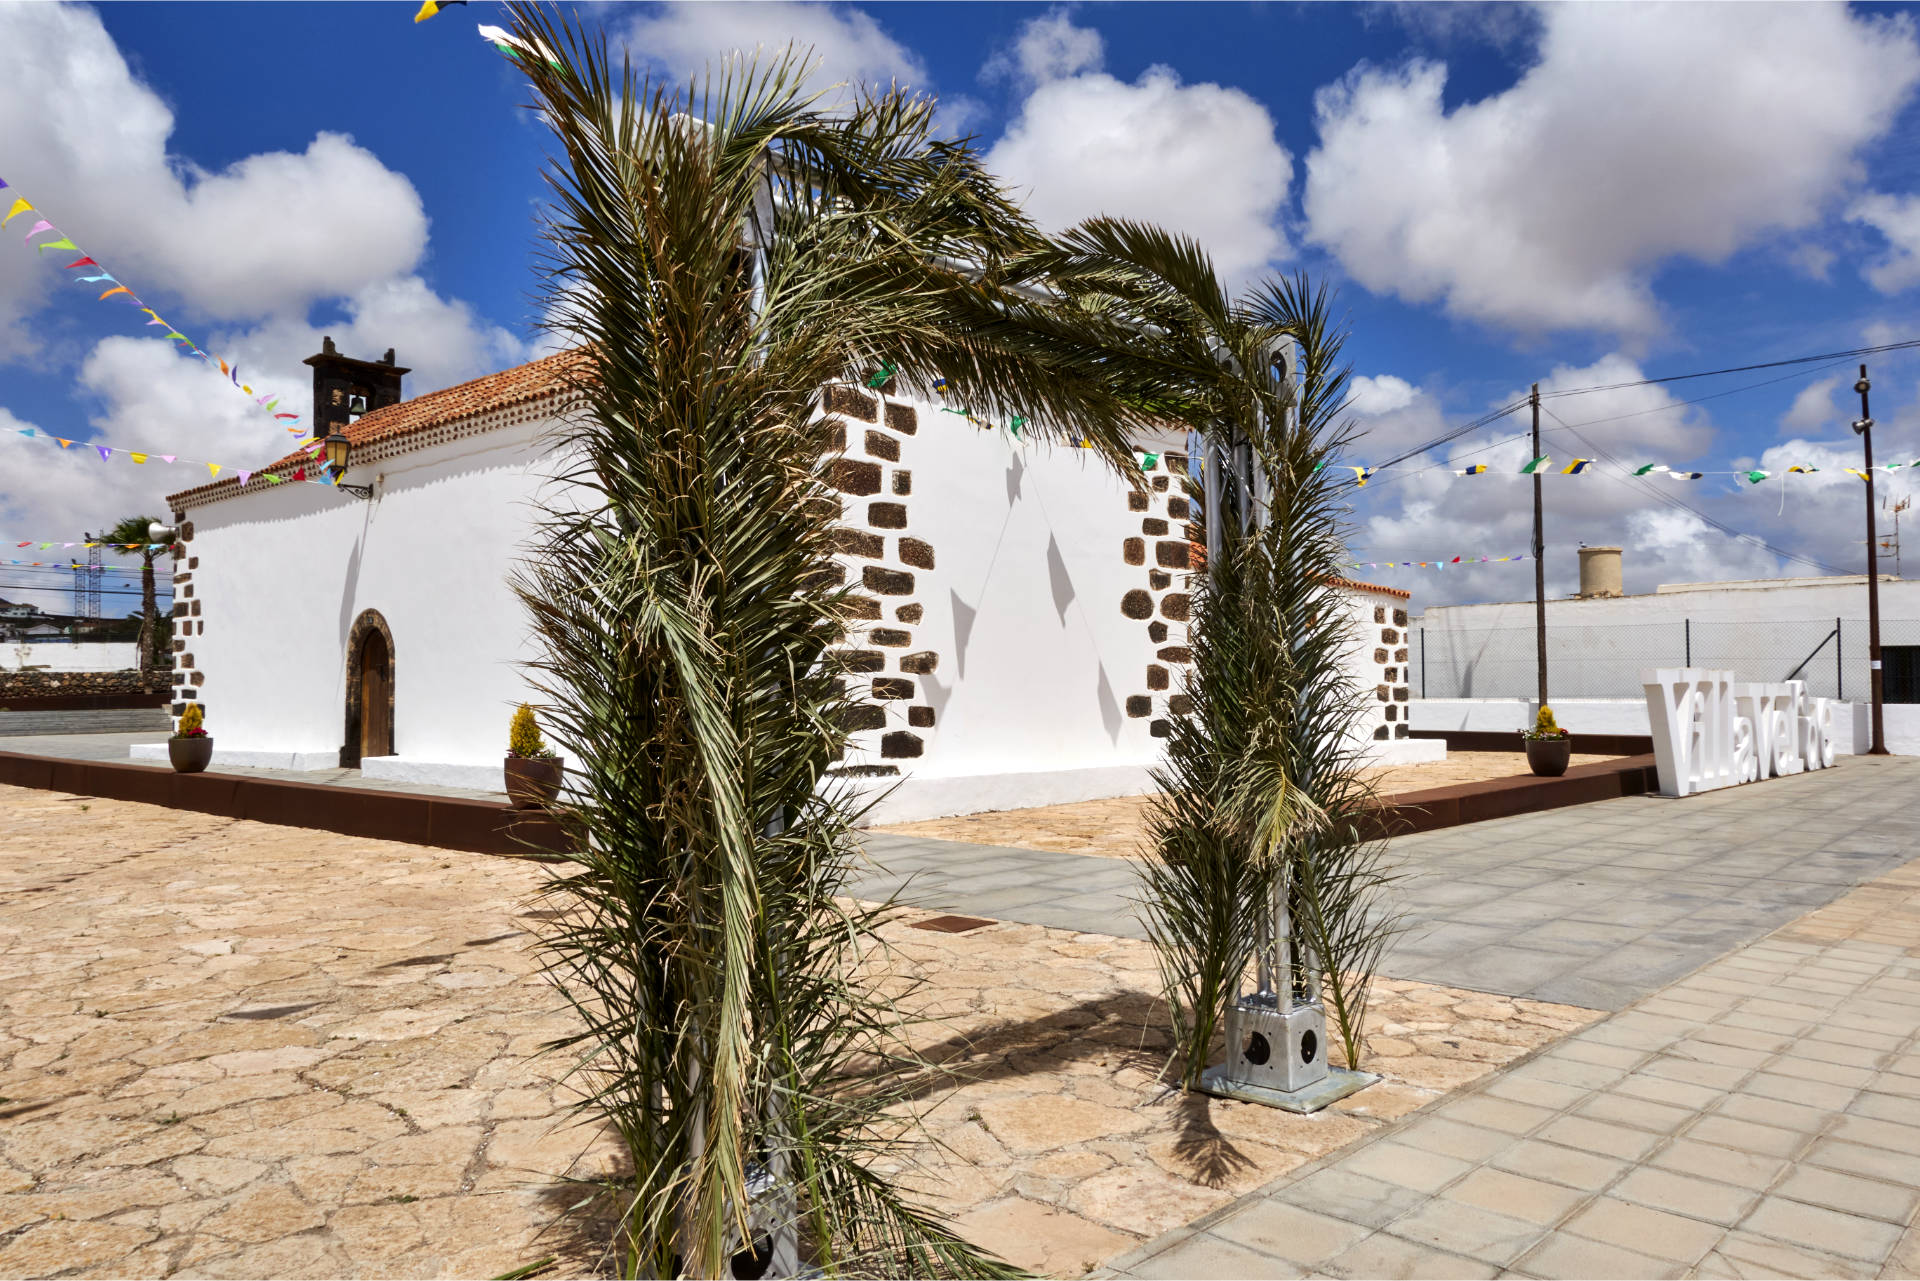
[137,552,157,674]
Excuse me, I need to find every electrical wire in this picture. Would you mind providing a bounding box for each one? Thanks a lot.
[1538,335,1920,399]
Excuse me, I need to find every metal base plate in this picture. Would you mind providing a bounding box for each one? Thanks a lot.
[1198,1065,1380,1114]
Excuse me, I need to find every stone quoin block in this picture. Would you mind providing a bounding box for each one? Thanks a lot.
[1155,541,1190,569]
[895,603,923,624]
[1123,538,1145,566]
[1394,647,1409,663]
[872,628,911,648]
[1373,648,1389,664]
[1149,570,1171,590]
[1167,497,1190,520]
[802,563,847,590]
[181,585,193,599]
[1157,646,1192,664]
[1374,725,1389,740]
[1381,628,1399,644]
[190,600,202,617]
[1152,476,1169,491]
[179,654,195,668]
[864,430,899,462]
[1395,723,1409,737]
[1384,705,1397,722]
[833,529,884,559]
[1142,518,1169,536]
[1146,664,1169,691]
[892,470,912,495]
[908,705,935,727]
[1393,686,1409,701]
[171,702,187,716]
[188,557,199,570]
[173,572,192,586]
[829,459,883,496]
[1376,684,1390,701]
[172,639,186,653]
[864,566,914,595]
[845,596,882,620]
[872,677,914,700]
[1385,667,1398,682]
[1148,622,1168,643]
[840,705,885,732]
[1160,593,1190,621]
[1394,609,1409,627]
[823,420,846,451]
[1374,607,1386,624]
[840,650,885,673]
[1168,694,1193,716]
[868,502,908,529]
[1126,695,1152,718]
[179,521,194,542]
[899,651,938,674]
[825,385,878,421]
[1128,492,1150,512]
[1150,719,1171,737]
[172,602,189,618]
[881,730,924,758]
[1121,590,1154,620]
[899,538,935,570]
[885,402,918,435]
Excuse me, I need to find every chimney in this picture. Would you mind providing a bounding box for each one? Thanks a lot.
[1578,545,1624,599]
[302,336,410,438]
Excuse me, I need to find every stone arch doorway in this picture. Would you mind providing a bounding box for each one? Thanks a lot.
[343,609,395,767]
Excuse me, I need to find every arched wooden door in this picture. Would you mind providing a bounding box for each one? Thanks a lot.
[342,609,395,767]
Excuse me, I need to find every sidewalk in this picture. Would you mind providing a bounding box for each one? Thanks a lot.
[1105,855,1920,1280]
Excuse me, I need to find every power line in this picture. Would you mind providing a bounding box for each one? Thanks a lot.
[1540,336,1920,400]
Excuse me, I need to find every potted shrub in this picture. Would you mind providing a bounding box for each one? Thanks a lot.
[504,702,564,809]
[1522,704,1572,777]
[169,704,213,773]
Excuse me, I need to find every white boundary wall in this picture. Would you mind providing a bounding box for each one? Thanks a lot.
[1411,697,1883,755]
[0,642,139,672]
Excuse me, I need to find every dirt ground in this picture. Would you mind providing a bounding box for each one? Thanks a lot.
[0,785,1599,1279]
[872,750,1625,860]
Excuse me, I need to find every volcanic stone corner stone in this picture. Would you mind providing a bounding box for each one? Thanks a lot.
[1374,606,1387,624]
[895,603,923,624]
[1152,475,1169,491]
[1148,621,1168,642]
[865,430,900,462]
[1156,541,1190,569]
[833,529,884,559]
[1394,608,1409,626]
[823,420,846,451]
[1160,593,1190,621]
[899,651,939,675]
[1394,647,1409,662]
[1382,628,1400,644]
[1149,570,1172,590]
[846,595,882,620]
[802,563,847,590]
[1150,718,1171,737]
[872,628,911,648]
[1168,694,1193,716]
[885,401,918,435]
[1124,538,1146,566]
[864,566,914,595]
[1158,646,1193,664]
[1384,705,1397,722]
[1395,723,1409,737]
[1167,496,1190,519]
[872,677,915,700]
[840,704,885,732]
[892,469,912,495]
[1122,589,1154,620]
[1146,664,1170,691]
[1377,684,1390,701]
[1128,491,1150,512]
[900,537,935,569]
[840,650,886,673]
[1142,517,1169,536]
[881,730,923,758]
[1374,725,1389,740]
[1126,695,1152,718]
[908,705,935,727]
[826,384,878,421]
[1385,667,1398,681]
[830,459,883,496]
[869,501,908,529]
[1373,647,1389,664]
[1393,686,1409,701]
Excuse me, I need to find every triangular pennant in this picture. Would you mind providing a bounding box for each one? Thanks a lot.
[64,257,98,269]
[206,463,221,477]
[35,237,78,254]
[95,446,112,460]
[22,219,51,240]
[1,198,33,225]
[98,284,131,300]
[129,453,147,464]
[238,470,252,486]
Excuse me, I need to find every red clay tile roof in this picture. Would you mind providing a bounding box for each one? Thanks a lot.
[166,348,588,509]
[1328,575,1411,600]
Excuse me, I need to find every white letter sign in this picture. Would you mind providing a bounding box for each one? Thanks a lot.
[1642,668,1834,798]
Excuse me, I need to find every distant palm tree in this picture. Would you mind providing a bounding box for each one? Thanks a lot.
[101,515,165,673]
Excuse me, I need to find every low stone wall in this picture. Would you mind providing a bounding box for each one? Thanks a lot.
[0,669,171,709]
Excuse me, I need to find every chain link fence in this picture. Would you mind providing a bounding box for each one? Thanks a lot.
[1415,617,1920,702]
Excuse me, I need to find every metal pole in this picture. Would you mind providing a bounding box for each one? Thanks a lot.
[1531,383,1548,711]
[1685,617,1691,668]
[1856,366,1889,754]
[1420,626,1427,699]
[1837,617,1843,701]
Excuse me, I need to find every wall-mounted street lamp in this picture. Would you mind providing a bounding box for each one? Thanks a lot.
[322,432,374,501]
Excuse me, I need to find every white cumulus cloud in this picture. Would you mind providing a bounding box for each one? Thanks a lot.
[1849,191,1920,294]
[1304,2,1920,336]
[623,2,927,97]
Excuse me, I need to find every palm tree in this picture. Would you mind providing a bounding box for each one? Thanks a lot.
[101,515,165,673]
[1037,221,1398,1080]
[503,8,1168,1277]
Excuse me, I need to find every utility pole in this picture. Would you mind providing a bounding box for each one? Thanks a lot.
[1854,365,1888,755]
[1532,382,1548,711]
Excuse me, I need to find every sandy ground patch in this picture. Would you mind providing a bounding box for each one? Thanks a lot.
[871,750,1624,859]
[0,785,1599,1278]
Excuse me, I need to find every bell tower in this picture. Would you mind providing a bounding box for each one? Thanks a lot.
[303,337,409,437]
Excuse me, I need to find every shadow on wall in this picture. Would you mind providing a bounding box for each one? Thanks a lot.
[1096,663,1122,743]
[1046,533,1076,625]
[950,589,976,680]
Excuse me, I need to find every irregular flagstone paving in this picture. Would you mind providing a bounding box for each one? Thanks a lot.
[0,784,1602,1279]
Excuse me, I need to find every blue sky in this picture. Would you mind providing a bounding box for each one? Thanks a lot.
[3,1,1920,613]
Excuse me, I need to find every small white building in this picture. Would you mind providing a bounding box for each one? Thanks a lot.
[158,343,1435,819]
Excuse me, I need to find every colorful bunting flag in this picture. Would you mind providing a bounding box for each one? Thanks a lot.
[413,0,467,19]
[1456,464,1489,475]
[1520,456,1551,474]
[1562,459,1595,474]
[1745,470,1770,484]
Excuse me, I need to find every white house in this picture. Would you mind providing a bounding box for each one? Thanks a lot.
[156,342,1435,821]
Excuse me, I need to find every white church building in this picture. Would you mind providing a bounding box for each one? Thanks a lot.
[154,342,1435,822]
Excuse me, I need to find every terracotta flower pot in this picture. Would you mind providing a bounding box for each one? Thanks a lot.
[169,735,213,774]
[1525,735,1572,777]
[505,755,565,809]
